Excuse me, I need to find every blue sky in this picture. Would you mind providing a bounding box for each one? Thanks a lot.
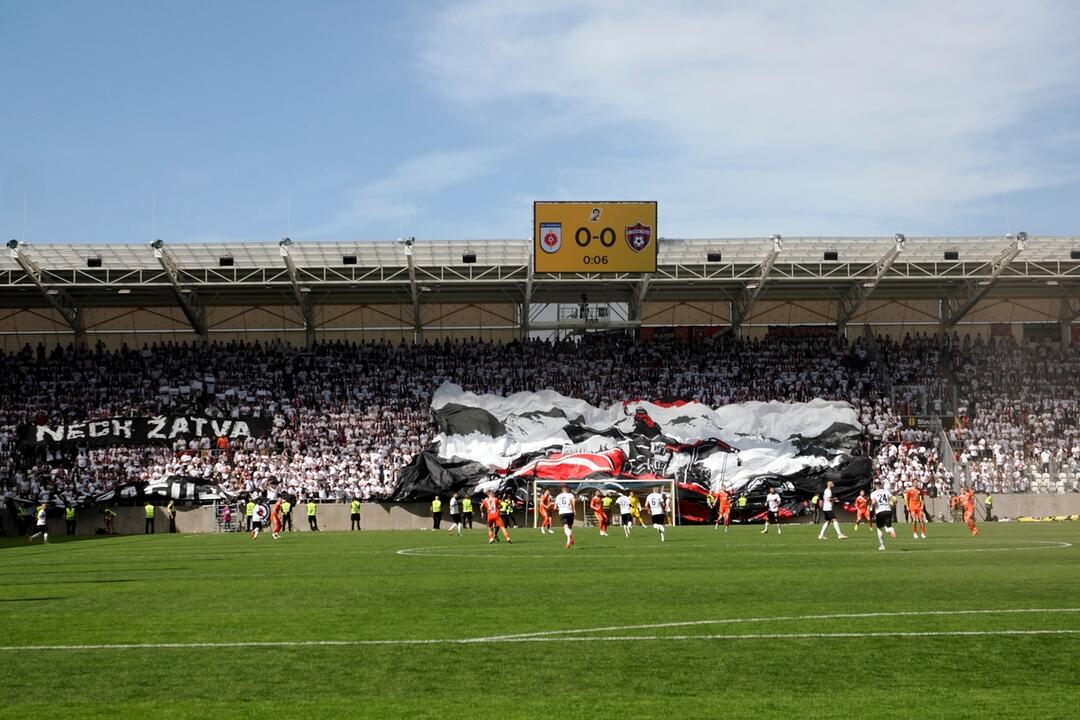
[2,0,1079,245]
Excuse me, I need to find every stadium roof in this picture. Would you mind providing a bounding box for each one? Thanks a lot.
[2,236,1079,312]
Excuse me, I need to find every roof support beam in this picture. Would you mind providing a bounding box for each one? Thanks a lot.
[7,240,84,345]
[521,258,534,340]
[1059,287,1080,346]
[151,239,208,340]
[942,233,1026,329]
[837,234,905,332]
[629,274,651,324]
[731,235,782,333]
[279,239,316,348]
[1061,296,1080,324]
[403,237,422,343]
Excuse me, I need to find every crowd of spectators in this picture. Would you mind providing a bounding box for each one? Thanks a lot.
[2,330,1079,505]
[878,333,948,417]
[1,333,888,504]
[947,336,1080,492]
[873,442,955,501]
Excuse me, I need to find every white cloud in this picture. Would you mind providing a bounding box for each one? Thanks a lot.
[305,148,500,238]
[419,0,1080,234]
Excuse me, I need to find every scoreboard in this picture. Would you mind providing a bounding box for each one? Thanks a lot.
[534,201,657,273]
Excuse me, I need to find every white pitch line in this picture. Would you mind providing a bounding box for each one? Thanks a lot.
[538,630,1080,642]
[395,540,1072,559]
[3,608,1079,652]
[472,607,1080,642]
[2,629,1078,652]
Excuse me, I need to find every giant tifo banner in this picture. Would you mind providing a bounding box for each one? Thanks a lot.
[18,415,272,448]
[394,383,871,521]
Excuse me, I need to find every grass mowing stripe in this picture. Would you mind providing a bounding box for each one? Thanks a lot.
[4,608,1078,650]
[3,628,1078,652]
[2,523,1078,719]
[472,606,1080,640]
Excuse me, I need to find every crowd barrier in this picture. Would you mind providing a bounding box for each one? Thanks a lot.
[6,494,1080,537]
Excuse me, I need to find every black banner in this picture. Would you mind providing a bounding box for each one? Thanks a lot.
[18,415,272,448]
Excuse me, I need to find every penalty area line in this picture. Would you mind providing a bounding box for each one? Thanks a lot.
[394,540,1072,559]
[1,629,1078,652]
[4,608,1080,652]
[473,607,1080,641]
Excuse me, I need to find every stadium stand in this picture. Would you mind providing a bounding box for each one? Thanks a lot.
[947,336,1080,493]
[3,235,1080,508]
[4,333,893,504]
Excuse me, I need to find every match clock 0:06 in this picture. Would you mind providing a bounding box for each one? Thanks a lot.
[574,226,617,248]
[533,200,657,273]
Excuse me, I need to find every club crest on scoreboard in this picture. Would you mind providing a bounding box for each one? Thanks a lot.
[625,222,652,253]
[539,223,562,254]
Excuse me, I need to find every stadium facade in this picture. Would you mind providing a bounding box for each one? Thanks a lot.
[2,235,1079,350]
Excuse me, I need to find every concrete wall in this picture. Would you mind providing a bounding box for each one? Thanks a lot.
[2,503,529,536]
[821,494,1080,526]
[7,494,1077,537]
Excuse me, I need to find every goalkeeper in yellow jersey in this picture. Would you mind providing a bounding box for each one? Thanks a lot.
[628,492,646,527]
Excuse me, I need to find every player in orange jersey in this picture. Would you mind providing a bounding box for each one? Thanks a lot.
[952,488,979,536]
[589,490,609,536]
[270,497,284,540]
[710,488,732,532]
[537,488,554,534]
[481,490,512,544]
[853,490,871,531]
[904,483,927,539]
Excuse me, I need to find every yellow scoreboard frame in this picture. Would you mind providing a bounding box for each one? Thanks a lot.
[533,201,658,273]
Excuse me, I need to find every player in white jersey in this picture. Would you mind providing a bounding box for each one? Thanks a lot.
[645,488,667,542]
[817,480,848,540]
[614,492,632,537]
[447,493,462,536]
[28,503,48,544]
[761,487,782,535]
[554,486,577,548]
[870,480,897,551]
[250,500,269,540]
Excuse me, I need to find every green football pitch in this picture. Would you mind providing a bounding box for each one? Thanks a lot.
[2,522,1079,719]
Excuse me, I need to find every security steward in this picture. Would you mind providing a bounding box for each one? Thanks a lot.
[431,496,443,530]
[350,497,362,531]
[281,498,293,531]
[103,507,117,535]
[500,495,517,528]
[144,501,156,534]
[460,495,473,529]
